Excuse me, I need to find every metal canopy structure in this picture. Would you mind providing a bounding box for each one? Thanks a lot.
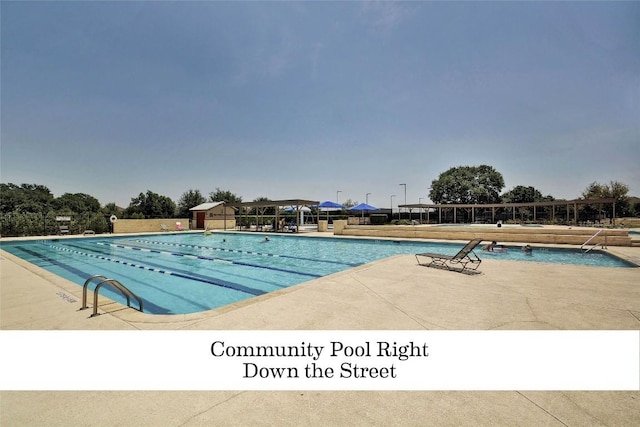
[399,198,617,224]
[229,199,320,233]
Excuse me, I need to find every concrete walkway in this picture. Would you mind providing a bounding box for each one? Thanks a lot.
[1,239,639,426]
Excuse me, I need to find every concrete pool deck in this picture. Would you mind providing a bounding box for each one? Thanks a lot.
[1,233,639,426]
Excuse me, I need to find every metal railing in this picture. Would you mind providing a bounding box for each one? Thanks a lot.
[581,229,607,253]
[81,275,143,317]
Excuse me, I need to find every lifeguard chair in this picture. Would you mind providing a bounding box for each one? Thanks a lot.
[56,216,71,235]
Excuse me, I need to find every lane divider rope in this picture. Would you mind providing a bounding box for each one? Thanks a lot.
[42,243,264,295]
[95,241,321,278]
[129,239,360,267]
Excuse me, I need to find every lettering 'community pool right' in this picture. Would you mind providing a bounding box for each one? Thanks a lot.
[1,232,634,315]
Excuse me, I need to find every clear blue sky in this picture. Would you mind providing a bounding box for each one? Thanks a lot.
[2,1,638,209]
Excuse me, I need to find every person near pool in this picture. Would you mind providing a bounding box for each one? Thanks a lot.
[522,244,532,253]
[484,241,497,252]
[484,241,506,252]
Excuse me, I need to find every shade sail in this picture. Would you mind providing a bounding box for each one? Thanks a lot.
[349,203,379,211]
[318,201,343,209]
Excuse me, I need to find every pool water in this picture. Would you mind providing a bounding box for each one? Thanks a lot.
[1,233,634,315]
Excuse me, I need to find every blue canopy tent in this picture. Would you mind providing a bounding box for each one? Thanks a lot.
[319,201,343,209]
[318,200,344,220]
[349,202,379,219]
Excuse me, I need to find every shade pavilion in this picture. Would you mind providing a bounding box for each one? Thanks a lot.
[229,199,320,232]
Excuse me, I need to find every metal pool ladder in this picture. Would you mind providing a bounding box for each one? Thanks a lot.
[81,275,144,317]
[581,229,607,253]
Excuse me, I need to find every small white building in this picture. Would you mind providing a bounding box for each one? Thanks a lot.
[189,202,236,230]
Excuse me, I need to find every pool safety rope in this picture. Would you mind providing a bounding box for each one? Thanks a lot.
[42,242,265,295]
[130,239,360,267]
[96,241,322,278]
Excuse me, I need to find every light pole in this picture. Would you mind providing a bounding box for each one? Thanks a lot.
[419,197,424,223]
[390,195,396,222]
[366,193,371,204]
[336,190,342,204]
[399,184,406,221]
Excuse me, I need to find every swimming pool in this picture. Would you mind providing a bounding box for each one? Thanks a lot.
[1,233,634,315]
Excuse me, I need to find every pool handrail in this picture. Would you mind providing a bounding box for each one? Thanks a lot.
[581,229,607,253]
[81,275,143,316]
[81,275,109,310]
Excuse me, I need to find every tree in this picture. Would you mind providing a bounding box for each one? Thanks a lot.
[581,181,630,218]
[177,189,206,218]
[126,190,177,218]
[632,199,640,217]
[429,165,504,204]
[501,185,554,222]
[0,183,54,214]
[342,199,357,208]
[209,188,242,205]
[102,202,122,216]
[582,181,629,200]
[501,186,554,204]
[52,193,101,214]
[0,184,112,235]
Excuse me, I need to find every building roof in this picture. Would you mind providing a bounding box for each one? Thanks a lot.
[189,201,225,211]
[399,198,617,210]
[230,199,319,209]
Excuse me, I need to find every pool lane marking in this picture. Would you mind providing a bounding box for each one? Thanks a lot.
[60,242,242,311]
[50,243,263,295]
[9,246,182,313]
[97,241,322,278]
[129,239,361,267]
[24,244,244,313]
[65,242,290,290]
[14,246,94,282]
[43,243,265,296]
[14,245,247,315]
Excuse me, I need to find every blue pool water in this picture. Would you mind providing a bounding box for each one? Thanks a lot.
[1,233,634,315]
